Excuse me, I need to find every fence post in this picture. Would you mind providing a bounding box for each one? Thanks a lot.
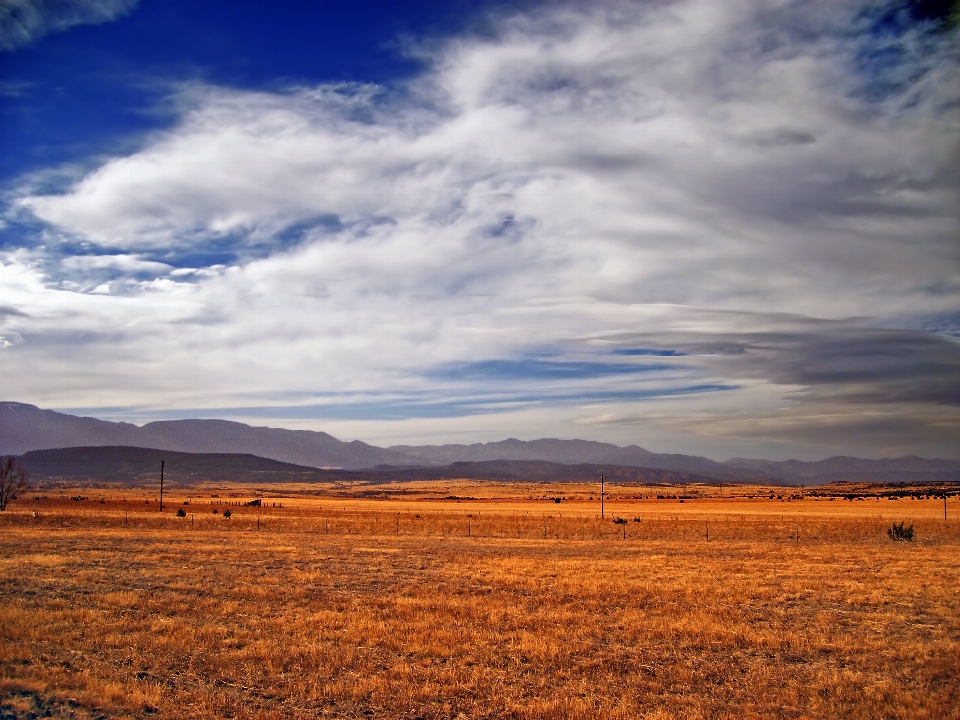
[600,474,606,519]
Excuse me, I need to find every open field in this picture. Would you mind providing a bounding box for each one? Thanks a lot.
[2,484,959,720]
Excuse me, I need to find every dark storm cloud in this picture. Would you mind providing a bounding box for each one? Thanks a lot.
[606,322,960,406]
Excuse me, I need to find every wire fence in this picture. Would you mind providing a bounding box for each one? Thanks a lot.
[3,502,958,545]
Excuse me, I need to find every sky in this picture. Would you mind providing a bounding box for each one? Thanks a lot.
[0,0,958,460]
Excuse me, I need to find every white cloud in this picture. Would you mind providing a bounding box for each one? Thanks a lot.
[0,0,138,51]
[3,0,959,458]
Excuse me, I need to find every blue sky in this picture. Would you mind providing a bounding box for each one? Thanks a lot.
[1,0,958,459]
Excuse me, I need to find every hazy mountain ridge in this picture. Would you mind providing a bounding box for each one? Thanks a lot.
[17,446,724,486]
[18,446,330,484]
[390,438,734,476]
[722,455,960,479]
[0,403,418,470]
[3,402,958,483]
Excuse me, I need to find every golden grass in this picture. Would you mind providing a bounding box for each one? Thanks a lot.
[1,487,958,719]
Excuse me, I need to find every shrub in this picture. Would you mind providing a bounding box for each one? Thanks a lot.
[176,508,186,517]
[223,509,232,518]
[612,517,627,525]
[887,521,914,542]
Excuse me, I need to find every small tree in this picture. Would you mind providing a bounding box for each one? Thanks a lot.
[0,457,30,511]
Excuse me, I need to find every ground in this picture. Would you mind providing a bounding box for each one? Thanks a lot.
[1,482,958,719]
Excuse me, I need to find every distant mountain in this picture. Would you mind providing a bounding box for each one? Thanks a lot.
[389,438,735,476]
[16,446,721,486]
[0,402,145,451]
[3,402,958,484]
[360,460,719,485]
[722,456,960,482]
[18,446,330,485]
[0,402,416,470]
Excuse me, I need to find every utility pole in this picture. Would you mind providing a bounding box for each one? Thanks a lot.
[600,474,606,519]
[159,460,165,511]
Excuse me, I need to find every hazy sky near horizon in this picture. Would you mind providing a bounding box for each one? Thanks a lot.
[1,0,958,460]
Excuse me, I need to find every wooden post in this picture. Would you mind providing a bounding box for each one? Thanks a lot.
[159,460,165,511]
[468,516,471,537]
[257,515,260,531]
[396,513,399,534]
[945,494,948,521]
[600,474,606,519]
[706,520,709,541]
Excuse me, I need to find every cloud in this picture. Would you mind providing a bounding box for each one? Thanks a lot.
[581,402,960,458]
[0,0,138,51]
[583,316,960,455]
[603,321,960,405]
[2,0,958,458]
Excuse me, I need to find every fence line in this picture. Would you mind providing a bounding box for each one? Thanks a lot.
[3,505,956,544]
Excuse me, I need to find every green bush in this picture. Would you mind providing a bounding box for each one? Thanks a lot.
[887,521,914,542]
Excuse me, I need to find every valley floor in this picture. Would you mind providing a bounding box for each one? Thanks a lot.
[1,490,958,719]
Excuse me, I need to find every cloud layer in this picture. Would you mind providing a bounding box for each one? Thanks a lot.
[2,0,958,458]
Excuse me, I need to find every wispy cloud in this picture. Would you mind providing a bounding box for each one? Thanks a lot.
[1,0,957,458]
[0,0,139,51]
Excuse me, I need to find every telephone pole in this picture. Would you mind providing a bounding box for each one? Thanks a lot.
[600,474,606,519]
[159,460,165,511]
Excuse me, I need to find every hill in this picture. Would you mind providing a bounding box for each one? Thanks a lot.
[0,402,417,470]
[15,446,725,487]
[17,446,331,485]
[4,402,958,484]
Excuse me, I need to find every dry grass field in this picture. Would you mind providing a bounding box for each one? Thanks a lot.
[1,483,958,720]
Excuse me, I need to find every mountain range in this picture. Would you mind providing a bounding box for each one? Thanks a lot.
[3,401,958,485]
[15,446,723,487]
